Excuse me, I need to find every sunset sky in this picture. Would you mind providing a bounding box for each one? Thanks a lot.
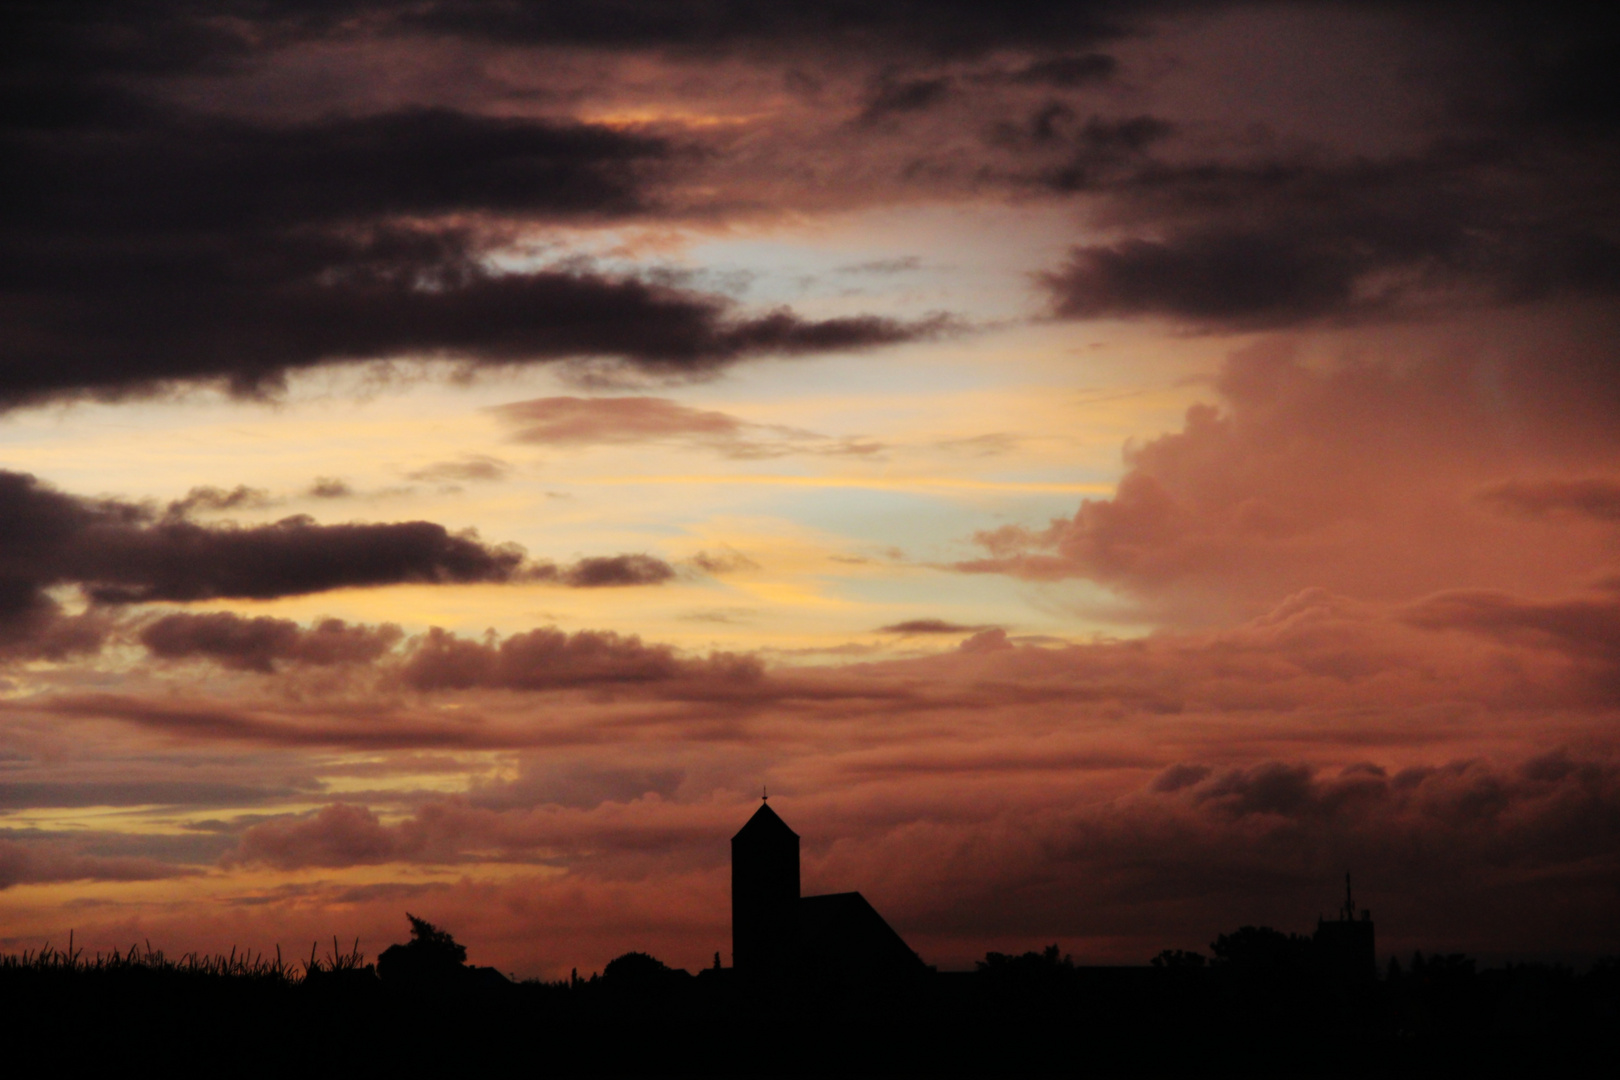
[2,2,1617,976]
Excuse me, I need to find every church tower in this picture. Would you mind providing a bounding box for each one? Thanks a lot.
[731,798,799,993]
[1314,873,1376,983]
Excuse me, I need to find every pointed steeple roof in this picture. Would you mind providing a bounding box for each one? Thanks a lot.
[732,800,798,843]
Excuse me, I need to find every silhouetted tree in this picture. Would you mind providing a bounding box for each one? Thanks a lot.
[600,950,690,991]
[1390,950,1486,1039]
[974,944,1080,1010]
[1411,951,1475,980]
[1152,949,1207,969]
[1209,925,1312,973]
[376,914,469,987]
[975,944,1071,973]
[1206,925,1320,1028]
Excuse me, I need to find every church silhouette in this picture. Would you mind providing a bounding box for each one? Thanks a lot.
[729,797,1379,1005]
[732,798,928,999]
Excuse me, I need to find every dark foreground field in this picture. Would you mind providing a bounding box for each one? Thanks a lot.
[2,934,1613,1077]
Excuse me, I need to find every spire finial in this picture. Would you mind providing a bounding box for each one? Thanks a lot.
[1343,872,1355,921]
[762,785,768,802]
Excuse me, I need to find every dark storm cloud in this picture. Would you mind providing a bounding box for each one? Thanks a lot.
[71,517,527,604]
[13,6,1619,343]
[0,220,941,406]
[397,0,1131,56]
[4,0,1140,78]
[1043,139,1620,325]
[9,103,665,230]
[0,7,945,407]
[1045,228,1364,324]
[0,473,691,657]
[1035,11,1620,327]
[0,470,526,644]
[1471,7,1620,135]
[140,613,405,673]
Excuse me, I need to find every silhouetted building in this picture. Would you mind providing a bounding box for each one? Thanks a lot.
[1314,873,1376,983]
[731,799,927,1000]
[731,800,801,994]
[799,892,929,997]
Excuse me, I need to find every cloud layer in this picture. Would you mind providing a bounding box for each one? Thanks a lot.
[5,573,1616,970]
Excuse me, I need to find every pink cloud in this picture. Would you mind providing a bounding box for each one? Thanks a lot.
[955,342,1620,620]
[492,396,886,459]
[0,840,201,890]
[140,613,403,673]
[10,580,1618,972]
[232,803,401,870]
[399,625,760,692]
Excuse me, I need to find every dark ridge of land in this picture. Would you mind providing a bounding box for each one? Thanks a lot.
[1,934,1613,1077]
